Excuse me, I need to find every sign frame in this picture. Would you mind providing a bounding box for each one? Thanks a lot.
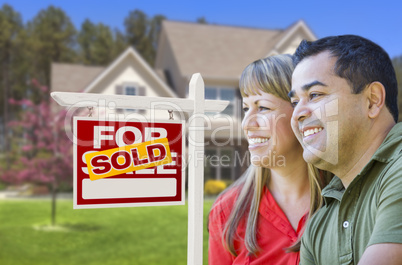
[52,73,229,265]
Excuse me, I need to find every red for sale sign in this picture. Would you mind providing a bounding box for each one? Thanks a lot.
[73,117,185,209]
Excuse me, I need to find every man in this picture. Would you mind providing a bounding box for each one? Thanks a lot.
[289,35,402,264]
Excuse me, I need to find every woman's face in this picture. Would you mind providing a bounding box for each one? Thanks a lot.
[242,90,301,168]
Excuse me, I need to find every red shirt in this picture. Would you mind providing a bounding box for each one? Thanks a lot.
[208,187,307,265]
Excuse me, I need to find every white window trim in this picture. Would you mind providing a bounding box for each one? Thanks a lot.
[205,86,237,116]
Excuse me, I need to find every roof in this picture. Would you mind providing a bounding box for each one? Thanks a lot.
[51,47,177,98]
[51,63,105,92]
[159,21,285,80]
[269,20,316,56]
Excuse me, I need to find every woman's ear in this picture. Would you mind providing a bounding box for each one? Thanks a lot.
[366,82,386,119]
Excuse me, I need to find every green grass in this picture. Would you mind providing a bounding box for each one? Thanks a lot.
[0,199,215,265]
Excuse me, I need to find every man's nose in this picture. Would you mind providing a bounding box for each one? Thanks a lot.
[292,102,312,122]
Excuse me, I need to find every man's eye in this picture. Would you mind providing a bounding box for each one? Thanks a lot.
[242,107,249,112]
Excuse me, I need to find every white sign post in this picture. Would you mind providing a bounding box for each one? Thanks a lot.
[51,73,229,265]
[187,74,205,265]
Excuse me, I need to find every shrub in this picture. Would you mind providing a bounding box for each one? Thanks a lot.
[204,180,227,195]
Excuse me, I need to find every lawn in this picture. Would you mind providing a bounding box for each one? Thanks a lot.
[0,198,215,265]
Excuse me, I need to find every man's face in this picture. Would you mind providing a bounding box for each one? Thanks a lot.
[289,51,368,172]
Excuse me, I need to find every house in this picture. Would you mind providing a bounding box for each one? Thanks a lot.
[51,19,316,182]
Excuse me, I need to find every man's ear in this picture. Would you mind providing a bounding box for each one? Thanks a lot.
[366,82,386,119]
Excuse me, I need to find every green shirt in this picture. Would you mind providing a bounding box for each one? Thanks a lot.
[300,123,402,265]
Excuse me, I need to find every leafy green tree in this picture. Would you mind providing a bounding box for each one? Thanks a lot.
[113,28,128,59]
[77,19,96,64]
[124,10,165,66]
[148,15,166,50]
[392,55,402,122]
[91,23,115,65]
[26,5,76,88]
[77,19,116,65]
[0,4,27,161]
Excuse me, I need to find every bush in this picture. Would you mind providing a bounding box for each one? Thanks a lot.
[0,181,6,190]
[204,180,227,195]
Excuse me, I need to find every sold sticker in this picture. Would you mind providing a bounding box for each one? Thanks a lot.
[85,137,172,181]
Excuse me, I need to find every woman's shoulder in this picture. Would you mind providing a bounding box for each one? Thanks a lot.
[210,187,241,220]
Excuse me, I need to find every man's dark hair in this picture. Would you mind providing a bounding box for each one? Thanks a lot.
[293,35,399,122]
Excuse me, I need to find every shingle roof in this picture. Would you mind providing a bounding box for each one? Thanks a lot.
[51,63,105,92]
[161,21,285,80]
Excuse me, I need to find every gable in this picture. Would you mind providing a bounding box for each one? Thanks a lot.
[268,20,317,56]
[84,47,176,98]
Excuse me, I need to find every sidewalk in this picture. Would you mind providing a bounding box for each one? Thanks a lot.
[0,191,73,200]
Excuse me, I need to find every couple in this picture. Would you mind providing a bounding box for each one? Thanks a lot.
[208,35,402,265]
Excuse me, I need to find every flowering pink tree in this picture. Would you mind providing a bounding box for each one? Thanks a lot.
[1,79,73,226]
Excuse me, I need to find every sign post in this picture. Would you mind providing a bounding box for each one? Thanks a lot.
[187,74,205,265]
[51,73,229,265]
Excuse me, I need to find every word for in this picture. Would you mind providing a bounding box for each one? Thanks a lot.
[93,126,167,148]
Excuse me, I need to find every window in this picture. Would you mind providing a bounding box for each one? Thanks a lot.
[124,86,137,112]
[205,87,217,100]
[115,83,146,113]
[204,147,235,181]
[220,89,235,115]
[220,148,234,181]
[204,149,217,181]
[205,87,236,116]
[125,86,137,96]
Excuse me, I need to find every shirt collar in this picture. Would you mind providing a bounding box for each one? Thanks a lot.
[322,176,345,205]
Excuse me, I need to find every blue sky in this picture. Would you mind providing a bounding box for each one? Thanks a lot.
[2,0,402,58]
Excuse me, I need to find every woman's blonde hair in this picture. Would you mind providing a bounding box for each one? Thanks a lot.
[214,54,331,256]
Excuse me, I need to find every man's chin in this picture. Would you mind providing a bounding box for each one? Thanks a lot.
[303,150,319,164]
[302,148,338,170]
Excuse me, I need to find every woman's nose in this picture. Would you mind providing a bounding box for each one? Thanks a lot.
[242,111,270,131]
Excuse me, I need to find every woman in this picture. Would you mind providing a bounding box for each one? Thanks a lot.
[208,54,330,264]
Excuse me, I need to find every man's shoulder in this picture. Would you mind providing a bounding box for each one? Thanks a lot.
[368,126,402,192]
[384,152,402,173]
[375,154,402,194]
[372,123,402,165]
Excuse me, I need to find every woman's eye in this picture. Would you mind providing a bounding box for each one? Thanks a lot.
[309,93,322,100]
[258,106,270,111]
[291,101,298,108]
[242,107,249,112]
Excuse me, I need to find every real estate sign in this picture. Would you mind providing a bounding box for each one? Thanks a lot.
[73,117,185,209]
